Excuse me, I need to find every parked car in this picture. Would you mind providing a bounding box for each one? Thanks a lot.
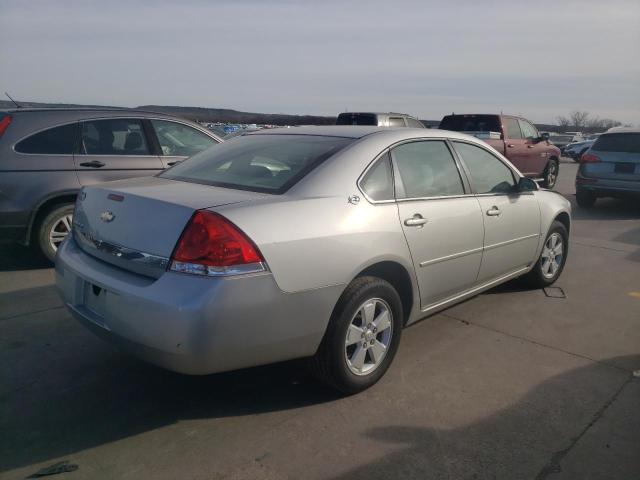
[439,114,561,189]
[576,127,640,207]
[336,112,425,128]
[564,139,595,162]
[56,126,571,393]
[0,108,222,261]
[549,133,584,154]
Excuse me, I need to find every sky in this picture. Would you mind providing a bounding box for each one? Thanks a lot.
[1,0,639,125]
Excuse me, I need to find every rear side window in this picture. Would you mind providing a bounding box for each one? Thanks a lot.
[392,141,464,198]
[592,133,640,153]
[151,120,218,156]
[406,118,424,128]
[15,123,79,154]
[81,119,150,155]
[452,141,515,194]
[504,118,523,139]
[336,113,377,126]
[161,134,353,194]
[388,117,406,127]
[360,152,394,201]
[440,115,501,133]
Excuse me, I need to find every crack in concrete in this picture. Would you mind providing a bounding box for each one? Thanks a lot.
[0,305,64,322]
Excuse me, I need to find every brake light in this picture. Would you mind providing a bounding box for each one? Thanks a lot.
[169,211,266,276]
[0,115,12,137]
[581,153,601,163]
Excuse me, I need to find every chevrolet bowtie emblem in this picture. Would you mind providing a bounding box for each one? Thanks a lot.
[100,211,115,223]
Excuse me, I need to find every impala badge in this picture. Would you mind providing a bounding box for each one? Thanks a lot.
[100,211,115,223]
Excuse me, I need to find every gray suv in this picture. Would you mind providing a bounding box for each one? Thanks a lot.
[0,108,222,261]
[336,112,425,128]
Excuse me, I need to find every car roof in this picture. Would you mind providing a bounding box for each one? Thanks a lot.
[605,126,640,134]
[338,112,416,117]
[2,107,176,116]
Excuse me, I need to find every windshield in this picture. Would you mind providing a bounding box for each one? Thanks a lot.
[439,115,501,132]
[592,133,640,153]
[160,134,354,193]
[336,113,378,126]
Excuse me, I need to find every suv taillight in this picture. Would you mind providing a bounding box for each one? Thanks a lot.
[169,211,266,276]
[581,153,601,163]
[0,115,12,137]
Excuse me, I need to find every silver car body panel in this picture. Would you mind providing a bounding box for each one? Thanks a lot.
[56,126,571,374]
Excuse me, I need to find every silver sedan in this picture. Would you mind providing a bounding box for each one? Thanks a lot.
[55,126,571,393]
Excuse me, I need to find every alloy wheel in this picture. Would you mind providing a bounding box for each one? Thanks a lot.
[344,298,393,376]
[546,161,558,188]
[540,232,563,279]
[49,213,73,252]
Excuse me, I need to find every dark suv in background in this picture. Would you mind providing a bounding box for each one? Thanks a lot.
[0,108,222,261]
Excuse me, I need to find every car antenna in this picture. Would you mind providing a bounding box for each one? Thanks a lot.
[5,92,22,108]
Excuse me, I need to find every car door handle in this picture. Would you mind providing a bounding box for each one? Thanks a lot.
[404,215,428,227]
[79,160,105,168]
[486,206,501,216]
[527,145,534,148]
[507,144,515,148]
[167,161,181,166]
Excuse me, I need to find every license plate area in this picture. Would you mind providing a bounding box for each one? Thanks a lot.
[83,282,108,318]
[614,163,635,174]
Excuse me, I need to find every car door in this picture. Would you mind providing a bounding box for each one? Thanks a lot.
[392,140,484,307]
[502,116,530,174]
[149,119,221,169]
[518,119,548,176]
[74,117,164,185]
[451,140,541,283]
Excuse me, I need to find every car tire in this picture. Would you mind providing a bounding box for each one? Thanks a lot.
[576,189,597,208]
[310,276,403,394]
[541,158,559,189]
[37,203,74,263]
[523,221,568,289]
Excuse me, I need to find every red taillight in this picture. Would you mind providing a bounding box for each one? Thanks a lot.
[581,153,601,163]
[169,211,265,276]
[0,115,12,137]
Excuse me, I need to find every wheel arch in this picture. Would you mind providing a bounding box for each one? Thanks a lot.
[554,211,571,235]
[27,190,79,245]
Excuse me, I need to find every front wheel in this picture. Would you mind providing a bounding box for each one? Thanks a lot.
[523,221,568,288]
[310,276,403,394]
[541,158,559,189]
[37,203,74,263]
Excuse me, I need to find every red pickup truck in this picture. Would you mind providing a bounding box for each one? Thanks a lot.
[440,114,561,189]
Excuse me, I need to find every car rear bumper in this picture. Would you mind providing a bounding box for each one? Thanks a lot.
[576,174,640,197]
[55,237,341,374]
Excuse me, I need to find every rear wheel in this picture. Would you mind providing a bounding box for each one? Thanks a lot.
[523,221,568,288]
[541,158,559,189]
[310,276,403,394]
[37,203,74,262]
[576,189,597,208]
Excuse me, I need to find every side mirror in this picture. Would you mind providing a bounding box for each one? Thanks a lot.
[539,132,550,141]
[517,177,538,192]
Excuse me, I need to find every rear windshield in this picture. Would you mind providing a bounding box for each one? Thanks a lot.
[160,134,354,193]
[336,113,377,126]
[592,133,640,153]
[439,115,501,133]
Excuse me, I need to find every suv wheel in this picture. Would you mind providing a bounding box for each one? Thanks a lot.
[576,189,597,208]
[523,221,568,288]
[310,276,403,394]
[541,158,559,189]
[37,203,74,262]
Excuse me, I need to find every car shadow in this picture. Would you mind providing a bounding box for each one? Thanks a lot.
[0,244,51,272]
[569,196,640,221]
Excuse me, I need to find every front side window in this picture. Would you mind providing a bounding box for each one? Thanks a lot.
[161,134,353,194]
[452,141,515,194]
[504,118,523,139]
[519,120,539,140]
[388,117,406,127]
[151,120,218,157]
[360,152,394,201]
[81,119,150,155]
[15,123,79,154]
[336,113,377,126]
[392,141,464,198]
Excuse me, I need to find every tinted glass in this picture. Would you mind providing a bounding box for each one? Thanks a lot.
[161,134,353,193]
[15,123,78,154]
[504,118,523,139]
[81,119,150,155]
[452,141,515,194]
[388,117,406,127]
[406,118,424,128]
[336,113,377,126]
[440,114,501,132]
[360,153,394,201]
[550,135,573,143]
[592,133,640,153]
[392,141,464,198]
[151,120,217,156]
[518,120,538,139]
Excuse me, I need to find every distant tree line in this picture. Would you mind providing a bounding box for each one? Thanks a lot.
[556,111,625,133]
